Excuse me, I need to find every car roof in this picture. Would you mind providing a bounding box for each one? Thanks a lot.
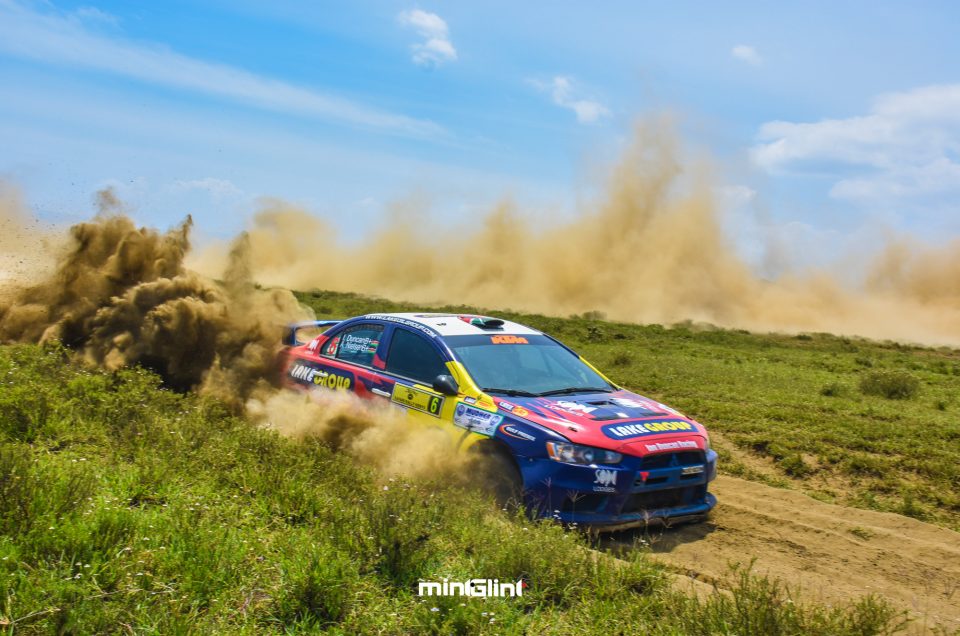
[361,312,541,338]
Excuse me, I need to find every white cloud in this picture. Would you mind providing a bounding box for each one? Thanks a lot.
[73,6,119,26]
[398,9,457,67]
[171,177,243,200]
[0,0,440,137]
[530,76,610,124]
[751,84,960,203]
[732,44,761,66]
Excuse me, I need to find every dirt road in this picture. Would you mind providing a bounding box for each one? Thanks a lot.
[603,476,960,633]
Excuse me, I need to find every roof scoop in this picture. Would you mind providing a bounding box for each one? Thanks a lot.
[458,314,505,330]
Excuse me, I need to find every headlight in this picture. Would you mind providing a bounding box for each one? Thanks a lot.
[546,441,622,465]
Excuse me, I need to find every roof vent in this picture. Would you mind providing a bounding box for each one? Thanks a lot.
[458,315,505,330]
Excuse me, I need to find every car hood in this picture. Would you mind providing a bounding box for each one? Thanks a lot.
[493,389,707,454]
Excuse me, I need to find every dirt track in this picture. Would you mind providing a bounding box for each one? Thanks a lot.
[603,476,960,633]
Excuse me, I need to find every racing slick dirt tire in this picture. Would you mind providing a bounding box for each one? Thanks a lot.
[471,442,524,511]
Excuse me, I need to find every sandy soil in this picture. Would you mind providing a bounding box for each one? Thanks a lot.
[603,475,960,633]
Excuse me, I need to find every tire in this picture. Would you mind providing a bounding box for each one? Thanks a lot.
[471,443,524,510]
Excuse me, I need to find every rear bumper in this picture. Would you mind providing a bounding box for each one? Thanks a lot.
[519,449,718,530]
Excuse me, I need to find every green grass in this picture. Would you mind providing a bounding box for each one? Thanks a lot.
[298,290,960,531]
[0,342,907,633]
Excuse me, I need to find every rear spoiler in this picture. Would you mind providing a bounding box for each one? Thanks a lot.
[282,320,341,346]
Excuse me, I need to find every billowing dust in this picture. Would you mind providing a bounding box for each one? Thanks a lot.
[0,187,470,478]
[0,194,304,407]
[192,123,960,347]
[246,389,473,478]
[0,183,61,291]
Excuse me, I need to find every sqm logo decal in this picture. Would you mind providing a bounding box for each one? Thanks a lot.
[418,578,526,598]
[594,469,617,488]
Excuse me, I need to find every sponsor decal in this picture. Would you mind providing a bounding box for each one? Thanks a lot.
[498,423,536,442]
[289,363,353,390]
[490,335,528,345]
[609,397,660,411]
[593,468,617,492]
[548,400,597,416]
[645,440,700,452]
[453,403,502,436]
[601,419,695,439]
[365,314,438,338]
[418,578,525,598]
[391,383,444,417]
[681,465,705,475]
[497,401,529,418]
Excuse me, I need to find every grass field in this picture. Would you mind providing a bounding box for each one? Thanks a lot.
[0,344,905,634]
[298,290,960,532]
[4,286,953,633]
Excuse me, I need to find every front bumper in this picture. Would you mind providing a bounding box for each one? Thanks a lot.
[518,449,718,530]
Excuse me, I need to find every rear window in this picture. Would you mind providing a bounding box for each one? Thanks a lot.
[334,324,383,367]
[385,328,448,384]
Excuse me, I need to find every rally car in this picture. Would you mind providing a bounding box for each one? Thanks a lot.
[281,313,717,530]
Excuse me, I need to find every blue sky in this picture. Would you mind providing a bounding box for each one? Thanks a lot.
[2,0,959,267]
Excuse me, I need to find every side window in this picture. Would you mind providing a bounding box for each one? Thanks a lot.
[333,324,383,367]
[385,328,448,384]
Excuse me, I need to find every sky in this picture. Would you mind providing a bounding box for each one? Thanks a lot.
[2,0,959,270]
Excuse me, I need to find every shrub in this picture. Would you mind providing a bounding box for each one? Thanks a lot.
[820,381,845,397]
[778,453,813,478]
[858,371,919,400]
[611,351,633,367]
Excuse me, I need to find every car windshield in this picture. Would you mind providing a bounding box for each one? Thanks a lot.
[447,334,613,396]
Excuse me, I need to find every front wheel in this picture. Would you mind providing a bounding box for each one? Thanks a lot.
[470,443,524,510]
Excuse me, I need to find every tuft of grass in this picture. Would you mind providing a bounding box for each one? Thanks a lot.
[859,371,920,400]
[820,381,846,397]
[778,453,814,478]
[849,526,874,540]
[668,565,908,636]
[611,351,633,367]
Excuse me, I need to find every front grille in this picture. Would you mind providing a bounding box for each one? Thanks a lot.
[637,451,705,470]
[560,493,607,514]
[622,485,704,514]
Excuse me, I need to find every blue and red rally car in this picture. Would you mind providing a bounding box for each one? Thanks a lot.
[281,313,717,530]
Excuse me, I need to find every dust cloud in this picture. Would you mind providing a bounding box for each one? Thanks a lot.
[194,122,960,347]
[0,183,61,290]
[0,185,467,478]
[0,188,308,408]
[246,389,470,478]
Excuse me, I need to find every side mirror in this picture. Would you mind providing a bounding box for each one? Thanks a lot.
[432,374,460,396]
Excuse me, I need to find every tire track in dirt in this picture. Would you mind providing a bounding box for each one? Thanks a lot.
[602,476,960,633]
